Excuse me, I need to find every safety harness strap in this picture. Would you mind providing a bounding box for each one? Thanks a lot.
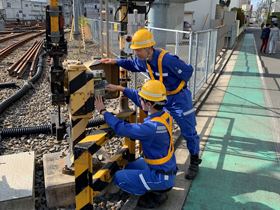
[146,49,186,96]
[157,49,168,82]
[166,80,186,96]
[144,112,174,165]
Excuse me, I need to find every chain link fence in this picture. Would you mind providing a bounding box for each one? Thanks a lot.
[86,18,220,99]
[86,18,120,57]
[229,22,237,49]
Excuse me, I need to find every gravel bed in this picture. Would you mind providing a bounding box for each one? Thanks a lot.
[0,30,179,210]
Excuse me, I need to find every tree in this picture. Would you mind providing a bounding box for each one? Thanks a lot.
[230,7,245,14]
[231,7,245,27]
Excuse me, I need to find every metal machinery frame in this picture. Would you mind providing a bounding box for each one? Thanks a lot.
[44,0,153,209]
[116,0,153,112]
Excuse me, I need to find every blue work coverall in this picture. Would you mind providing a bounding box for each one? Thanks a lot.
[116,49,200,155]
[104,88,178,195]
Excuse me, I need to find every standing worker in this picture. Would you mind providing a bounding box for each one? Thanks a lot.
[95,80,178,208]
[269,23,280,54]
[99,29,201,180]
[260,23,271,53]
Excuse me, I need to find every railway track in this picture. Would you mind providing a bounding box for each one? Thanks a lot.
[7,39,43,78]
[0,31,33,43]
[0,31,45,60]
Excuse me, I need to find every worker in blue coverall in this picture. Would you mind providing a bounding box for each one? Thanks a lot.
[99,29,201,180]
[95,80,177,208]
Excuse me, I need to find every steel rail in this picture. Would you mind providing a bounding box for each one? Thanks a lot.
[8,41,38,75]
[17,40,44,78]
[13,41,40,77]
[0,31,45,59]
[15,40,42,78]
[29,40,43,76]
[0,31,33,43]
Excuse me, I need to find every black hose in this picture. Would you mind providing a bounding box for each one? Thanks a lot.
[1,125,51,137]
[114,0,129,23]
[0,118,106,137]
[0,83,17,88]
[86,118,106,128]
[0,52,46,114]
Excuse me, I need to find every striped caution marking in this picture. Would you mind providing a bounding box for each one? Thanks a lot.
[92,147,129,198]
[63,61,95,152]
[75,149,93,210]
[74,111,135,210]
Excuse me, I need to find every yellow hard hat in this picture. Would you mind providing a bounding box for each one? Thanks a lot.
[139,80,166,102]
[130,29,155,49]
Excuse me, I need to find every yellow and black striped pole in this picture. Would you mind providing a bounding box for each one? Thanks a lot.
[49,0,60,43]
[62,60,95,169]
[74,148,93,210]
[74,111,135,209]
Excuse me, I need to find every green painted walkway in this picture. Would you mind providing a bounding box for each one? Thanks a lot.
[184,34,280,210]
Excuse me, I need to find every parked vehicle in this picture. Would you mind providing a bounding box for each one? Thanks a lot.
[183,21,192,31]
[249,18,254,24]
[183,21,192,43]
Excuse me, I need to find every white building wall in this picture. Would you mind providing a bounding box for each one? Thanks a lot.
[167,3,184,30]
[230,0,242,9]
[22,1,32,19]
[3,0,22,9]
[184,0,217,31]
[0,0,4,9]
[184,0,242,31]
[22,1,46,20]
[272,1,280,13]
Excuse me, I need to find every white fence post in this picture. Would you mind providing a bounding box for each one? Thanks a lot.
[205,31,211,82]
[192,32,199,99]
[175,30,179,55]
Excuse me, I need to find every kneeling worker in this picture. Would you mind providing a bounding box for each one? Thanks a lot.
[95,80,178,208]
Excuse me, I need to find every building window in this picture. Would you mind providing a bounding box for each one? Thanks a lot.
[19,10,22,13]
[7,2,11,7]
[25,4,28,7]
[23,14,26,17]
[34,5,40,7]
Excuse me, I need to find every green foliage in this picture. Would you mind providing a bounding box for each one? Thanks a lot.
[230,7,245,14]
[78,16,91,31]
[230,7,245,27]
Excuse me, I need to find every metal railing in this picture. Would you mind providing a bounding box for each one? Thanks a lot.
[229,22,237,49]
[86,18,120,57]
[86,18,219,99]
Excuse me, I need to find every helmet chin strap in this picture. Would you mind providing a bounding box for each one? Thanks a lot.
[145,48,151,61]
[147,103,156,116]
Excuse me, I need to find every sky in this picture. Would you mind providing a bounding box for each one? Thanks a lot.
[251,0,261,11]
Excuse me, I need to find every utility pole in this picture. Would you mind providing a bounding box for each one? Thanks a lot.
[267,0,272,23]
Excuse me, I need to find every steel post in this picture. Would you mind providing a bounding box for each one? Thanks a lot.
[73,0,80,38]
[192,32,198,99]
[205,31,211,82]
[175,31,179,55]
[214,29,218,65]
[187,31,193,88]
[133,9,138,122]
[118,3,129,111]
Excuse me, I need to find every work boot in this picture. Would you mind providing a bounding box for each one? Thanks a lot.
[185,154,202,180]
[138,191,168,208]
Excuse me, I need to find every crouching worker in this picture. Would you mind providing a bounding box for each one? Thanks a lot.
[95,80,178,208]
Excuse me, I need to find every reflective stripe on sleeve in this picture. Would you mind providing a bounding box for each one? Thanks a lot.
[155,72,168,77]
[183,108,195,116]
